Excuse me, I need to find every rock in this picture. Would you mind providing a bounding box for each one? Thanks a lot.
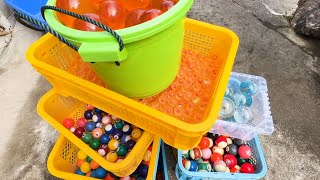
[291,0,320,38]
[0,10,12,36]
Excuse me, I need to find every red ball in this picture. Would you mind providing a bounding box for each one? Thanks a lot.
[77,117,87,127]
[63,118,74,129]
[74,127,85,138]
[199,137,210,149]
[210,153,223,163]
[224,154,237,168]
[182,159,188,166]
[240,162,254,174]
[215,136,228,148]
[238,145,253,159]
[230,167,240,173]
[87,104,94,110]
[98,144,109,156]
[189,148,202,160]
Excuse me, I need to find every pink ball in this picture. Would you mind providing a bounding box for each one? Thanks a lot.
[92,128,103,139]
[102,115,112,125]
[120,176,130,180]
[214,160,227,172]
[238,145,253,159]
[201,148,212,160]
[77,118,87,127]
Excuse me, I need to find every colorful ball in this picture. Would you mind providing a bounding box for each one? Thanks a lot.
[136,164,149,177]
[105,124,115,134]
[197,162,211,172]
[225,167,230,172]
[87,156,93,163]
[121,134,131,144]
[84,110,93,120]
[92,128,103,139]
[98,144,109,156]
[208,138,214,148]
[215,136,228,148]
[230,167,240,173]
[237,157,249,166]
[63,118,74,129]
[201,148,212,160]
[105,172,116,180]
[108,139,119,151]
[224,154,237,168]
[240,162,254,174]
[90,170,96,178]
[92,114,102,123]
[70,126,76,133]
[74,127,86,138]
[82,133,93,144]
[85,122,96,132]
[143,149,152,162]
[87,104,94,110]
[80,162,91,173]
[102,115,112,125]
[234,138,247,147]
[189,148,202,160]
[213,160,227,172]
[106,151,118,162]
[238,145,253,159]
[120,176,131,180]
[212,146,224,155]
[199,137,210,149]
[182,150,190,159]
[122,124,132,134]
[125,139,136,150]
[77,159,85,167]
[184,160,197,171]
[89,139,101,150]
[226,144,238,156]
[210,153,223,163]
[182,159,189,167]
[131,128,142,140]
[114,120,124,129]
[95,167,107,178]
[226,137,233,145]
[100,134,111,144]
[94,107,103,114]
[111,115,119,120]
[113,129,123,140]
[240,80,258,95]
[117,145,128,157]
[96,122,103,128]
[75,168,86,175]
[77,117,87,127]
[90,160,100,169]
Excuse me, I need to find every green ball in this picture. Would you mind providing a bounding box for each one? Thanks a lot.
[117,145,128,157]
[197,163,211,172]
[114,120,124,129]
[82,133,93,144]
[196,158,204,164]
[87,156,93,163]
[237,157,248,165]
[89,139,101,150]
[182,150,190,159]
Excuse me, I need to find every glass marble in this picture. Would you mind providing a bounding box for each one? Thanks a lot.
[228,77,241,93]
[224,84,235,98]
[240,80,258,96]
[232,93,247,107]
[219,97,235,118]
[234,106,253,124]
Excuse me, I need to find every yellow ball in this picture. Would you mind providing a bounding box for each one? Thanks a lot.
[143,150,152,162]
[77,150,88,160]
[106,151,118,162]
[80,162,91,173]
[131,128,142,140]
[108,139,119,151]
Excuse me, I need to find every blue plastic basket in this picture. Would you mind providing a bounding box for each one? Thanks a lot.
[4,0,47,29]
[158,141,169,180]
[175,136,267,180]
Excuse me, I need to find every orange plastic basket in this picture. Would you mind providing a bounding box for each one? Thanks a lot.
[37,90,155,177]
[27,18,239,150]
[47,135,161,180]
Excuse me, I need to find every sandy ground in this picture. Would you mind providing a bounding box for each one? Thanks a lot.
[0,0,319,179]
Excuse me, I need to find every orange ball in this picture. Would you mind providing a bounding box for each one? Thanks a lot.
[97,0,127,30]
[210,153,223,163]
[125,9,145,27]
[76,159,85,167]
[72,13,104,31]
[90,160,100,169]
[119,0,150,11]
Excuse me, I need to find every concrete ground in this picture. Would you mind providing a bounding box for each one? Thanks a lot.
[0,0,319,179]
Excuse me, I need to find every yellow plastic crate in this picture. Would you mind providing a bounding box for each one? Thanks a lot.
[38,90,155,177]
[27,18,239,150]
[48,135,161,180]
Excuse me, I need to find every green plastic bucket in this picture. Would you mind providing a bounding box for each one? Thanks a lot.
[44,0,194,98]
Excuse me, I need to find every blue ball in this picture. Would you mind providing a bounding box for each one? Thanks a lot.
[189,160,198,172]
[95,167,107,179]
[84,110,93,120]
[232,93,247,107]
[125,139,136,150]
[92,113,102,123]
[94,107,103,114]
[90,170,96,178]
[100,134,111,144]
[113,129,123,140]
[105,124,115,134]
[137,164,148,177]
[121,134,131,144]
[242,92,253,107]
[228,77,241,93]
[75,169,85,176]
[85,122,96,132]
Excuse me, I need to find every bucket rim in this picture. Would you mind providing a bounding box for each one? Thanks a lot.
[44,0,194,44]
